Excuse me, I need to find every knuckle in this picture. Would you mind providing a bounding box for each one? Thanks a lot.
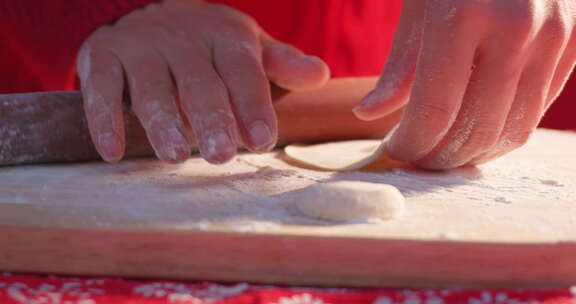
[466,128,500,151]
[219,55,267,82]
[134,104,175,131]
[542,13,572,43]
[224,39,262,60]
[505,1,537,25]
[132,98,161,117]
[419,126,500,170]
[463,127,499,150]
[428,1,477,37]
[138,79,175,96]
[411,102,455,125]
[476,130,532,163]
[503,130,532,147]
[87,61,122,82]
[178,74,203,91]
[198,108,236,130]
[179,78,229,110]
[201,81,229,101]
[173,35,209,53]
[76,48,124,87]
[491,1,540,39]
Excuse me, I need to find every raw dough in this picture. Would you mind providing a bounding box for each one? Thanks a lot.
[293,181,405,222]
[284,140,385,171]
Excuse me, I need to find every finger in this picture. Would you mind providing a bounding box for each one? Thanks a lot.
[471,21,571,165]
[261,32,330,91]
[116,43,191,164]
[161,40,238,164]
[213,34,277,153]
[353,1,426,121]
[77,44,126,163]
[546,29,576,108]
[386,5,481,163]
[468,83,542,166]
[414,51,524,170]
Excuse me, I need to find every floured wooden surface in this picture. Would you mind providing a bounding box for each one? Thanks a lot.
[0,129,575,244]
[1,129,576,287]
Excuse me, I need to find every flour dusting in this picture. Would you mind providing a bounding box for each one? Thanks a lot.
[0,129,574,242]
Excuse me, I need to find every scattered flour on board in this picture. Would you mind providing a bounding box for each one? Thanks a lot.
[0,130,574,240]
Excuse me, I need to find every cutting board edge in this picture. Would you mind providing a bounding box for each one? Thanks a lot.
[1,224,574,246]
[2,225,576,288]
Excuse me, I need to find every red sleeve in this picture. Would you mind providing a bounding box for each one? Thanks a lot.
[0,0,156,94]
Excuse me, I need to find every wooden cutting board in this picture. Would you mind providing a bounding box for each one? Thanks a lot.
[1,129,575,288]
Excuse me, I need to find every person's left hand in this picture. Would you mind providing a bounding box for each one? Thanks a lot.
[77,0,329,165]
[354,0,576,169]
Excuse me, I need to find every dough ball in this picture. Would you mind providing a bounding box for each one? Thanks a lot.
[294,181,405,222]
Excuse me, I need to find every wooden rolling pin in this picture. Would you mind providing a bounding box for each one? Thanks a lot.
[0,77,401,166]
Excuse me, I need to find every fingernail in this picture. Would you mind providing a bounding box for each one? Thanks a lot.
[299,55,321,64]
[249,120,274,151]
[352,105,365,116]
[353,101,376,121]
[98,132,122,162]
[159,128,190,163]
[203,128,235,163]
[355,90,380,111]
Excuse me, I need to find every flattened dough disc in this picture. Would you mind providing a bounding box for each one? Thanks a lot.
[293,181,406,222]
[283,140,405,171]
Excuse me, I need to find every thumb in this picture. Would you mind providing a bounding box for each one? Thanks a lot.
[354,1,426,121]
[261,32,330,91]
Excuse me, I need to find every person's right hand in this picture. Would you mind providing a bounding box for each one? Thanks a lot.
[354,0,576,170]
[77,0,330,164]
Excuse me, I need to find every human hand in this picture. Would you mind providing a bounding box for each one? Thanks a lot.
[77,0,329,164]
[354,0,576,169]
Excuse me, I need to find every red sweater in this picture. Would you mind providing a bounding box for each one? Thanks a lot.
[0,0,572,129]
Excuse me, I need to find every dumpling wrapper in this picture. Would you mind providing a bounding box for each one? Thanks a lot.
[283,140,406,171]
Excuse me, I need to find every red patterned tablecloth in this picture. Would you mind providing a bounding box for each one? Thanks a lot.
[1,273,575,304]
